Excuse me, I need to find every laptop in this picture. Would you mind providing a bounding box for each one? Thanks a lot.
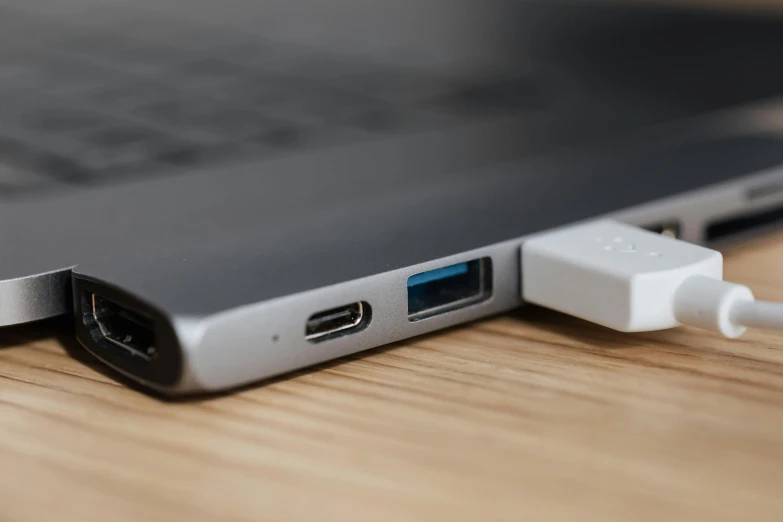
[2,0,783,394]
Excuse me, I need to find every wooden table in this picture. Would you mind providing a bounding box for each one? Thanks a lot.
[1,231,783,522]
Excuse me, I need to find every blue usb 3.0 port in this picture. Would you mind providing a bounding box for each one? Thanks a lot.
[407,258,492,321]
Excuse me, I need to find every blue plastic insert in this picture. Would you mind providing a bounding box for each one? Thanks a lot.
[407,262,469,287]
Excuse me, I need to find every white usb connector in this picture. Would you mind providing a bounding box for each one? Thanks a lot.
[521,220,783,338]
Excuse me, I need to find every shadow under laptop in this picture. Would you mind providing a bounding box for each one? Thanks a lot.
[494,304,720,360]
[0,314,161,395]
[0,305,683,403]
[0,315,76,350]
[175,309,684,404]
[503,306,641,348]
[531,305,695,343]
[0,311,461,402]
[52,314,423,403]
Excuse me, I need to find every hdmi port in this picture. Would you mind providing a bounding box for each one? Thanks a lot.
[90,293,157,361]
[305,301,371,343]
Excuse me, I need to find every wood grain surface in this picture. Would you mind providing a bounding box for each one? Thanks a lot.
[1,231,783,522]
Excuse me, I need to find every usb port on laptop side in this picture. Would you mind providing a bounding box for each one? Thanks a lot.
[407,258,492,322]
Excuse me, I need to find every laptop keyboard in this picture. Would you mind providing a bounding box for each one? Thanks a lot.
[0,6,539,198]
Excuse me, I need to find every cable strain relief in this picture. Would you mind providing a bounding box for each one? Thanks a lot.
[673,275,755,338]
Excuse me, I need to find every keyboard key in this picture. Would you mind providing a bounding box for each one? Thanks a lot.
[210,39,309,71]
[162,58,250,92]
[0,96,112,147]
[322,68,463,105]
[0,152,60,188]
[85,81,176,113]
[25,107,109,134]
[0,60,45,89]
[0,53,117,96]
[68,126,198,173]
[0,15,491,196]
[436,76,545,114]
[230,75,395,129]
[62,36,191,77]
[0,135,87,182]
[133,99,284,144]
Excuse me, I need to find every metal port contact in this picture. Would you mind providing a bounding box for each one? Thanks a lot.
[90,293,157,361]
[305,301,371,343]
[643,220,681,238]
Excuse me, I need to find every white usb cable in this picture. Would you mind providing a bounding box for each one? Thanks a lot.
[521,220,783,338]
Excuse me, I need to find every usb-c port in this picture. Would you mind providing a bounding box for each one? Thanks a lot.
[305,301,371,343]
